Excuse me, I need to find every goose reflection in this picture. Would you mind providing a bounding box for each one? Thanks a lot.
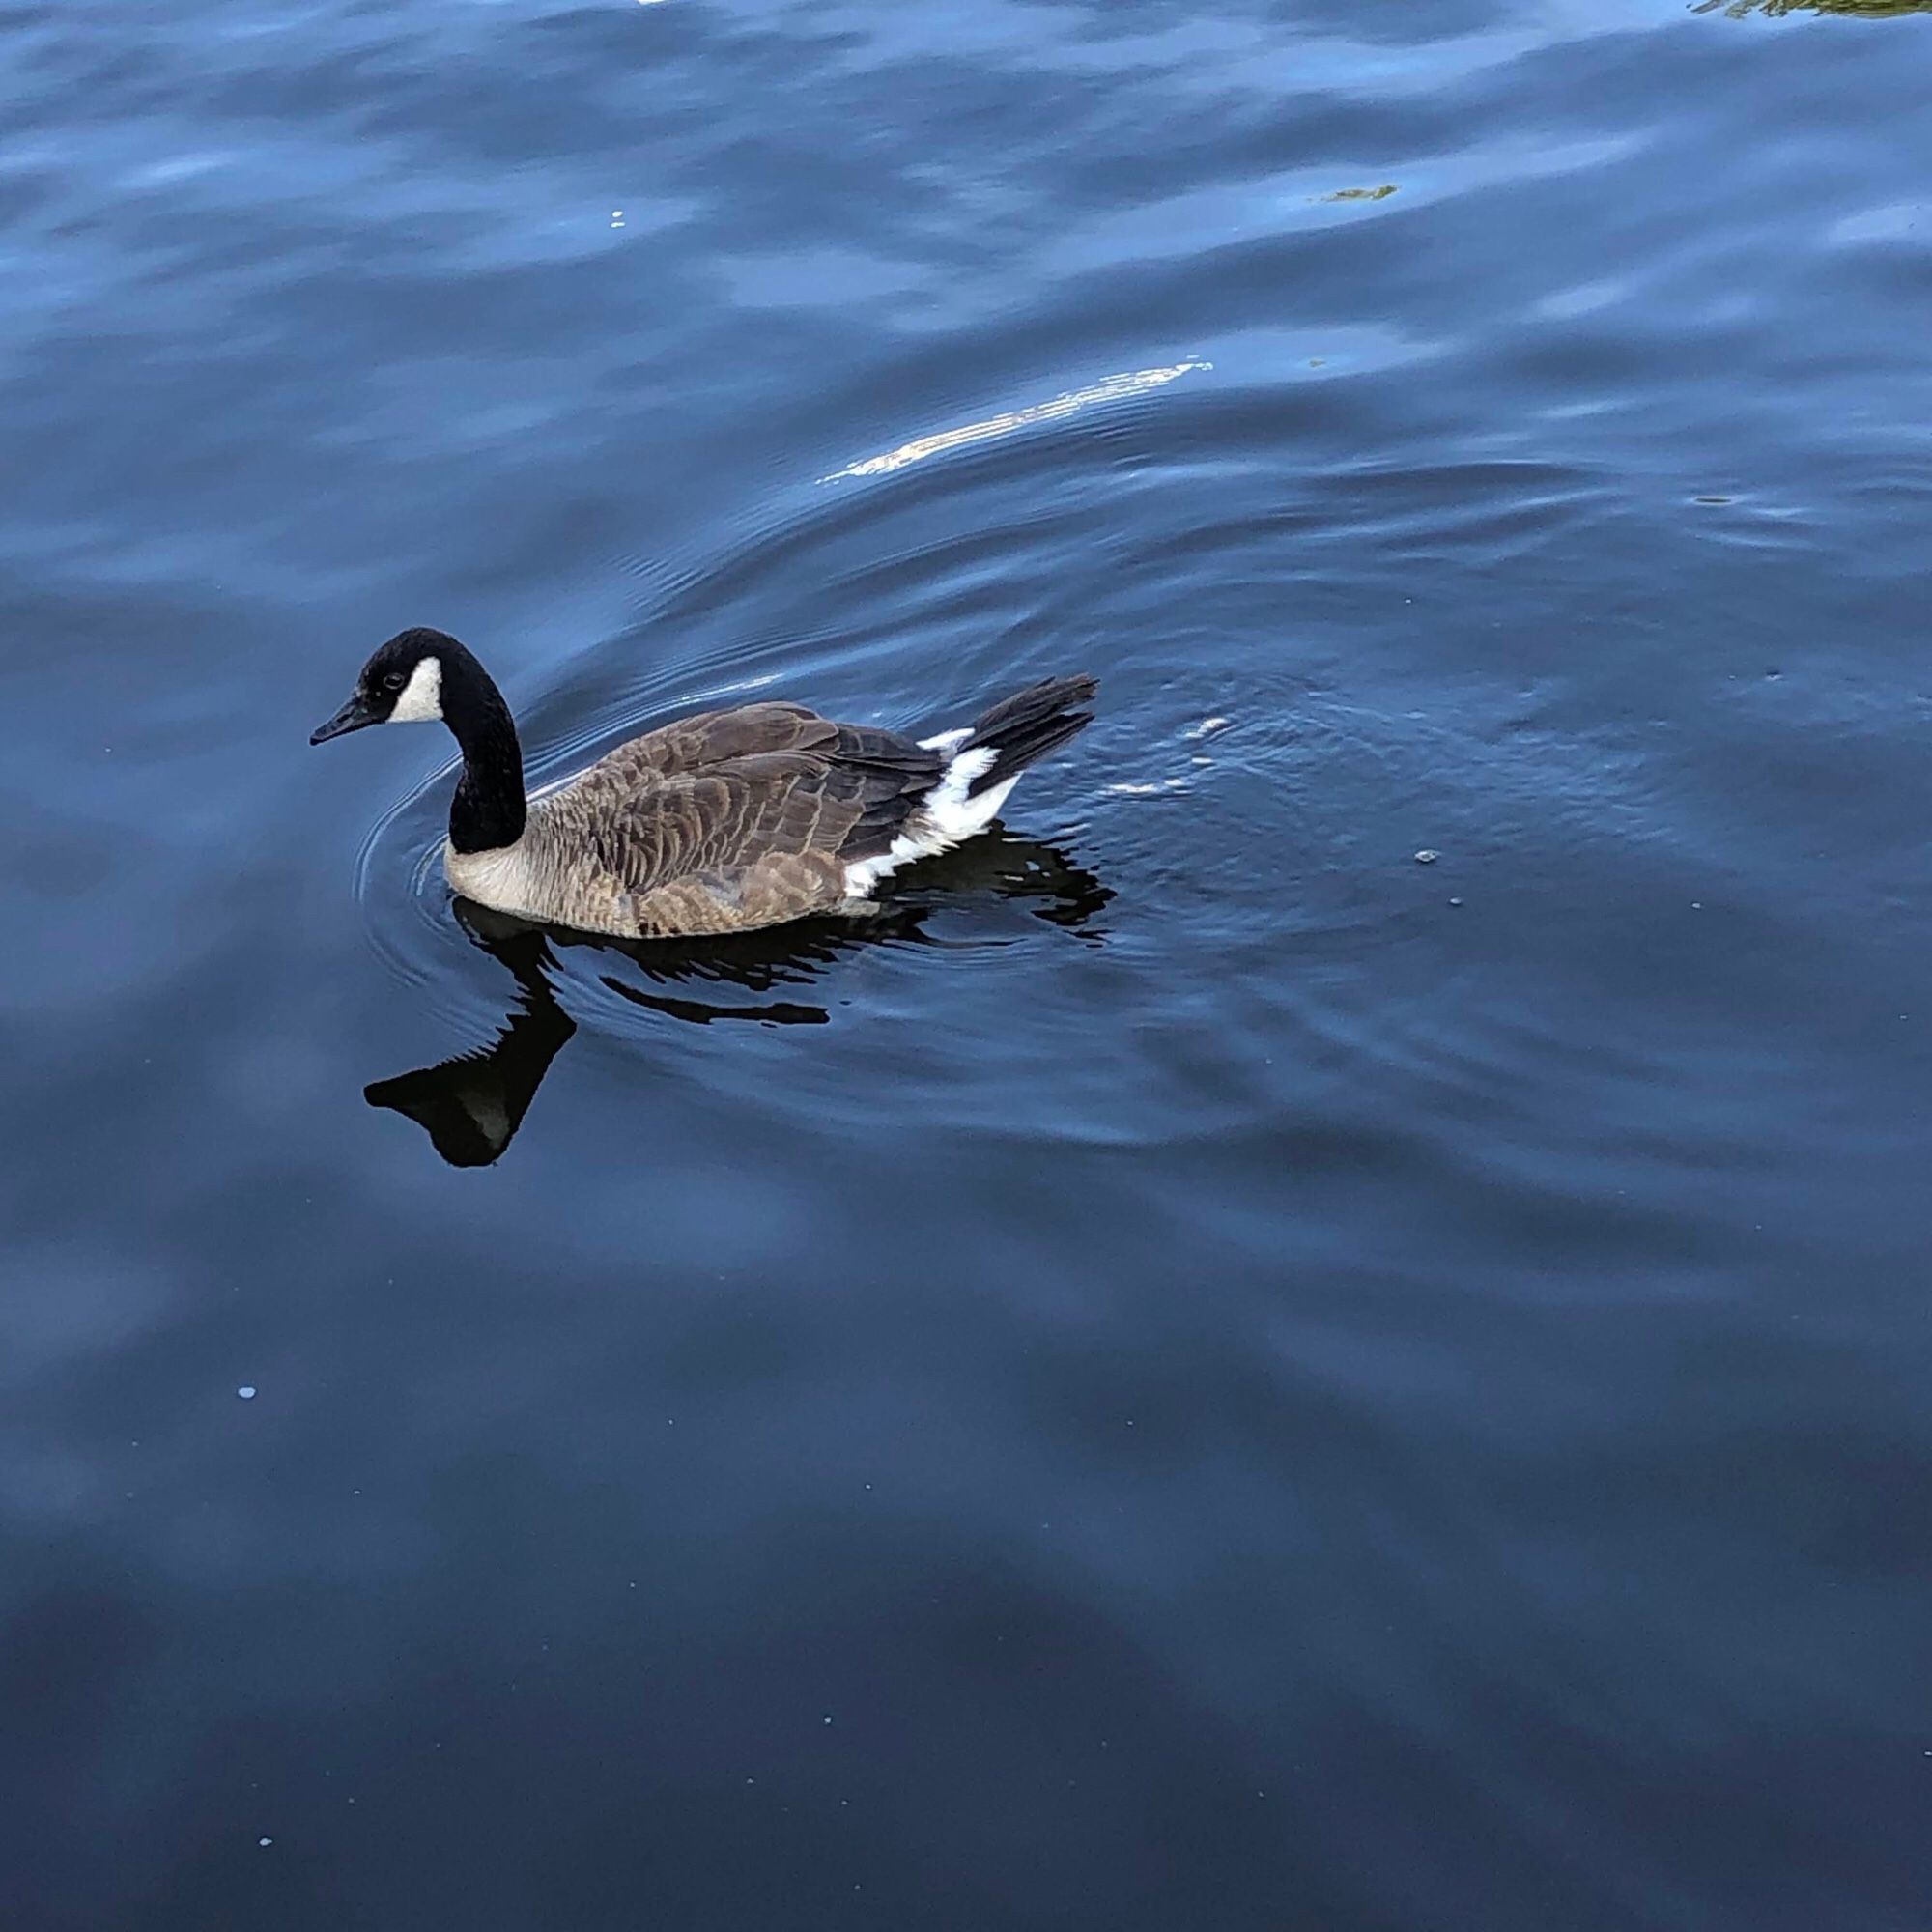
[365,831,1112,1167]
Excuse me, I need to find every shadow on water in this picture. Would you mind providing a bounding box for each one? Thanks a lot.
[364,831,1113,1167]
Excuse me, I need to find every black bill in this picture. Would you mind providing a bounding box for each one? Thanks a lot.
[310,694,380,745]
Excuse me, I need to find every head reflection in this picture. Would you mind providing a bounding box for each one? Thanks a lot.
[365,831,1112,1167]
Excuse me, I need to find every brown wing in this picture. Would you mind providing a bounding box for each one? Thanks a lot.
[529,703,945,937]
[578,701,838,783]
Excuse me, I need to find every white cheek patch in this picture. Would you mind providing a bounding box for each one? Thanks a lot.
[388,654,443,723]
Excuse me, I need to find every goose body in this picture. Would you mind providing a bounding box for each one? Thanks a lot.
[312,629,1097,940]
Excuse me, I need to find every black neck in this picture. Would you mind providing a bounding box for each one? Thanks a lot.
[440,644,527,853]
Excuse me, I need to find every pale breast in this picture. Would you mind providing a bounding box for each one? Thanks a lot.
[444,836,652,937]
[443,840,550,921]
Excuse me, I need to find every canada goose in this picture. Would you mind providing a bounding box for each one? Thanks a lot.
[311,628,1098,939]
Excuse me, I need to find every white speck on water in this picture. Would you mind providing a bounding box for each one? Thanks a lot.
[1104,778,1189,796]
[822,1714,834,1725]
[1414,849,1438,865]
[237,1386,256,1400]
[611,210,625,228]
[1183,716,1231,741]
[1448,896,1464,907]
[258,1836,273,1848]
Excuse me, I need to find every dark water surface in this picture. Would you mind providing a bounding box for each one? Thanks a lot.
[5,1,1932,1925]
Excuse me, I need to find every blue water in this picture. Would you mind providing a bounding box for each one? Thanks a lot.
[5,1,1932,1925]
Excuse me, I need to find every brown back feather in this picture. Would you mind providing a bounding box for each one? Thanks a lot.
[524,703,943,934]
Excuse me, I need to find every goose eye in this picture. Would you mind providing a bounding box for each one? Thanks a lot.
[384,671,406,691]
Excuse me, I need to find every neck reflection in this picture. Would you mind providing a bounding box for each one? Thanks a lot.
[365,830,1113,1168]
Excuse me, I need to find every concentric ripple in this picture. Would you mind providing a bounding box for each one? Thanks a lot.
[343,357,1807,1189]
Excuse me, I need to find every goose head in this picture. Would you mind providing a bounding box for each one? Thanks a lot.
[310,628,459,744]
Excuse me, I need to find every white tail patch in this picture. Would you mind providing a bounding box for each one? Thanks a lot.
[923,744,998,838]
[842,743,1008,898]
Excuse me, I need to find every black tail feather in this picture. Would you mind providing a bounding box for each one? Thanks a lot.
[965,675,1098,797]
